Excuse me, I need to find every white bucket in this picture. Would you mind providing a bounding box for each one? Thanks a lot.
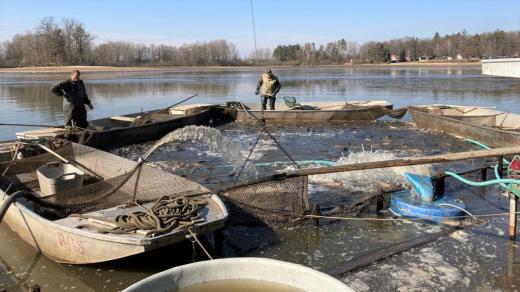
[124,257,352,292]
[36,162,84,195]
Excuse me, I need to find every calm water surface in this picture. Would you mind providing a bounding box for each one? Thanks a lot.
[1,65,519,140]
[1,66,520,291]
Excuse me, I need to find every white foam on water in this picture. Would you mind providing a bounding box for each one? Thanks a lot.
[146,125,258,179]
[308,148,407,193]
[449,230,470,243]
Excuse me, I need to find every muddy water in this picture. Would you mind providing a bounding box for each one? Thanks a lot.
[1,66,520,291]
[178,279,303,292]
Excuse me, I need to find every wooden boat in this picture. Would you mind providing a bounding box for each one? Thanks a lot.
[409,105,520,147]
[0,142,228,264]
[229,100,407,125]
[14,104,232,150]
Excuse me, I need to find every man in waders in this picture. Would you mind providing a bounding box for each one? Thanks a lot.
[255,68,281,110]
[51,70,93,129]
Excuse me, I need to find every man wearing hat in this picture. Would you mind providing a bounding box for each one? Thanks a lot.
[255,68,281,110]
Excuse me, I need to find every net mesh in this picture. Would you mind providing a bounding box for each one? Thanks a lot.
[0,142,209,217]
[221,176,309,226]
[0,141,311,227]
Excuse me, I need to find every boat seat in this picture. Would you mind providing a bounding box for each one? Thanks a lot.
[110,116,136,123]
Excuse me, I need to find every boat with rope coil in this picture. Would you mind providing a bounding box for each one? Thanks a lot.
[0,142,228,264]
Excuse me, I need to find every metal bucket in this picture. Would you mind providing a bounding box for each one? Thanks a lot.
[124,257,352,292]
[36,162,84,195]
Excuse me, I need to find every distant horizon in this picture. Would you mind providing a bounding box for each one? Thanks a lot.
[1,0,519,56]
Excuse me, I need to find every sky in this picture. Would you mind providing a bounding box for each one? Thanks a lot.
[1,0,519,56]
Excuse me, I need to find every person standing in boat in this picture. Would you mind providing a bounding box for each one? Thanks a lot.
[51,70,94,129]
[255,68,281,110]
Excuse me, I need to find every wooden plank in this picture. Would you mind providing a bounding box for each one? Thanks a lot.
[325,228,456,277]
[110,115,136,122]
[288,145,520,178]
[16,127,66,140]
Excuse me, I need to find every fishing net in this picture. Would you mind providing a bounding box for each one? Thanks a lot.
[221,176,309,226]
[0,126,311,227]
[0,142,209,217]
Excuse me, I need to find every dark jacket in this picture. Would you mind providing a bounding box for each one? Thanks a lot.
[51,79,92,107]
[51,78,92,128]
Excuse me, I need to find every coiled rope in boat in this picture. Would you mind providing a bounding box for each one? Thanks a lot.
[73,195,208,237]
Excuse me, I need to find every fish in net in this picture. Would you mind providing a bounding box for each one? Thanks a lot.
[0,127,312,229]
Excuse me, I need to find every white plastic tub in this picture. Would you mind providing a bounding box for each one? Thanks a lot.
[36,162,84,195]
[124,257,352,292]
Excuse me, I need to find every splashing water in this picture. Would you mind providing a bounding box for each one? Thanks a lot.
[144,125,258,179]
[307,149,418,193]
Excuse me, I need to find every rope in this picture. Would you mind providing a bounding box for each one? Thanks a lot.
[249,0,258,61]
[438,203,479,221]
[187,228,214,260]
[235,99,300,168]
[464,138,510,164]
[499,111,511,129]
[445,171,520,187]
[74,195,207,237]
[235,131,263,183]
[249,0,265,121]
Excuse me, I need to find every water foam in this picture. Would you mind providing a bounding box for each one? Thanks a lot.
[145,125,258,179]
[308,148,408,193]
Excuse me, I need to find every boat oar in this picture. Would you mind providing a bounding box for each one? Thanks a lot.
[0,123,63,128]
[131,94,199,126]
[149,93,200,116]
[36,144,71,164]
[0,122,96,132]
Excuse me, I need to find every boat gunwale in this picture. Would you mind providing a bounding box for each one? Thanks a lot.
[409,106,520,135]
[0,142,229,247]
[86,106,216,132]
[0,190,227,246]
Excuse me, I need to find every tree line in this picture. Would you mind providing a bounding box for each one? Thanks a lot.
[271,30,520,65]
[0,17,240,67]
[1,17,519,67]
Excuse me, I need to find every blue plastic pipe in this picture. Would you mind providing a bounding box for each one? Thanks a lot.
[445,171,520,187]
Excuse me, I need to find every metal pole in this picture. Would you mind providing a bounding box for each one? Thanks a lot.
[480,167,487,181]
[499,155,505,178]
[510,192,518,241]
[434,176,445,196]
[312,204,321,226]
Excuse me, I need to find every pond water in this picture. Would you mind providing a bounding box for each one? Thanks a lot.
[1,65,519,141]
[1,65,520,291]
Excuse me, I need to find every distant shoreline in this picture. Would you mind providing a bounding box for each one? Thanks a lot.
[0,62,481,73]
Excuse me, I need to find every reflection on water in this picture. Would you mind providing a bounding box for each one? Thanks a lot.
[1,66,520,290]
[1,66,520,140]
